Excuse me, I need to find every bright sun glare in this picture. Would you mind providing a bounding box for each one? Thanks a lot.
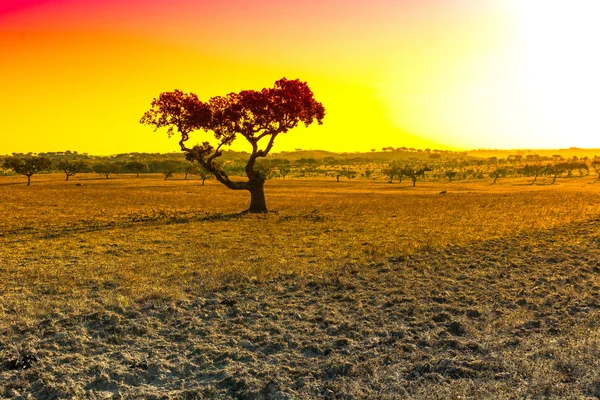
[514,1,600,148]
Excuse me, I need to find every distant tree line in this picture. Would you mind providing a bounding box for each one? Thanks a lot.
[1,150,599,186]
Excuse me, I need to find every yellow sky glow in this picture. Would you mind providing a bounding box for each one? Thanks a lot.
[1,0,599,155]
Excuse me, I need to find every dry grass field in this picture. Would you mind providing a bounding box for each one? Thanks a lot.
[2,173,600,399]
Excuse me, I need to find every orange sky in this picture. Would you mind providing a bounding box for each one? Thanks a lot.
[1,0,599,154]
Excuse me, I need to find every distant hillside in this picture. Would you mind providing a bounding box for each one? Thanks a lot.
[467,148,600,160]
[5,147,600,164]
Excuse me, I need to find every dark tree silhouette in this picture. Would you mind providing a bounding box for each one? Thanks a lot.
[126,161,146,177]
[568,161,589,177]
[543,164,566,184]
[2,156,51,186]
[445,170,457,182]
[520,164,545,184]
[592,159,600,181]
[141,78,324,213]
[489,168,506,184]
[56,159,87,181]
[335,167,357,182]
[381,161,403,183]
[402,165,431,187]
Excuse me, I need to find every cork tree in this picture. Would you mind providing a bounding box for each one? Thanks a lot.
[126,161,147,177]
[2,156,52,186]
[520,164,545,185]
[402,165,431,187]
[141,78,325,213]
[56,159,87,181]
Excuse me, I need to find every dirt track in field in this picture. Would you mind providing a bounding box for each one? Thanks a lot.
[3,218,600,399]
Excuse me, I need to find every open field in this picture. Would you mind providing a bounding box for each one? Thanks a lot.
[2,174,600,398]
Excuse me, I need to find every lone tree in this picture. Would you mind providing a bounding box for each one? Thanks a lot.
[2,156,52,186]
[141,78,325,213]
[56,159,87,181]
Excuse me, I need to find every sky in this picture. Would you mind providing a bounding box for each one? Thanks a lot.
[1,0,600,155]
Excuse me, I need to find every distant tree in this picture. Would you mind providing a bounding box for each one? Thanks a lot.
[555,162,574,178]
[152,160,181,181]
[56,159,87,181]
[489,168,506,184]
[402,165,431,187]
[179,161,194,180]
[194,165,214,185]
[140,78,324,213]
[381,161,403,183]
[364,168,373,179]
[126,161,147,177]
[93,162,119,179]
[520,164,545,184]
[445,170,457,182]
[543,164,566,184]
[2,156,52,186]
[592,159,600,181]
[575,161,590,176]
[336,168,357,182]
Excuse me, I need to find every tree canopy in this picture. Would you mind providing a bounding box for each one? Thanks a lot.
[2,156,52,186]
[141,78,325,212]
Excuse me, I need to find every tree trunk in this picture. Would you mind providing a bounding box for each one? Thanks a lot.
[248,179,267,213]
[412,179,416,187]
[136,172,140,178]
[27,175,31,186]
[65,174,69,181]
[201,178,206,186]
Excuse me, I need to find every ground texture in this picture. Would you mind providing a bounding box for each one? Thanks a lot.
[3,219,600,399]
[2,176,600,399]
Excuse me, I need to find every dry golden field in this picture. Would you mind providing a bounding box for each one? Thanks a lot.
[2,173,600,398]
